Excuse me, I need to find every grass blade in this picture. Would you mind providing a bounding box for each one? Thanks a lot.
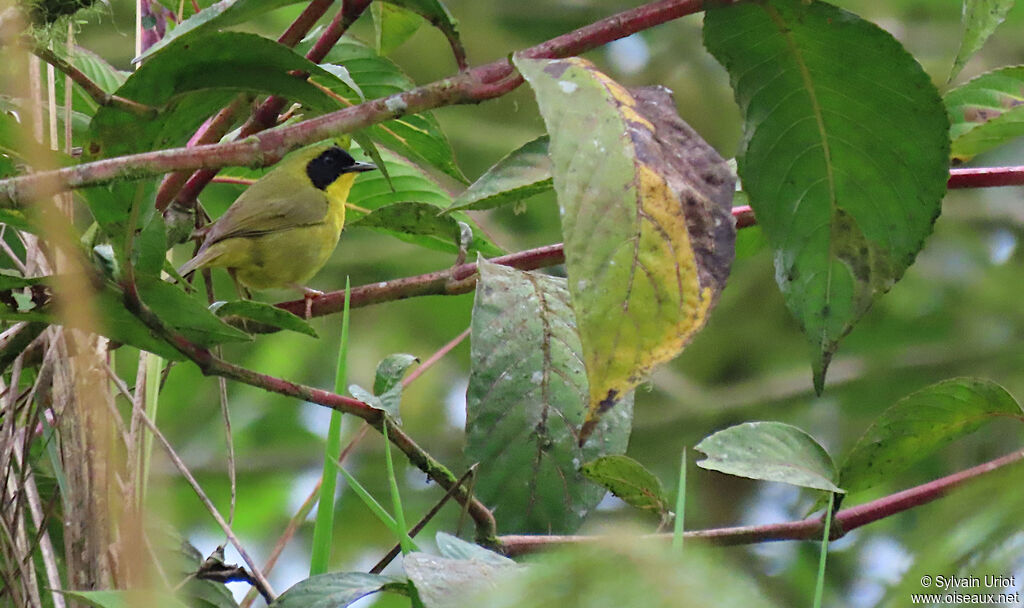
[672,448,686,551]
[812,492,835,608]
[310,279,352,575]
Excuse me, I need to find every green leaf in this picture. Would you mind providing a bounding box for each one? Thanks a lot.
[72,47,128,94]
[515,57,735,441]
[695,421,843,493]
[92,244,120,281]
[348,384,387,414]
[59,590,188,608]
[0,273,47,290]
[0,109,29,166]
[465,537,781,608]
[346,147,502,256]
[346,150,451,209]
[81,184,136,232]
[0,209,31,232]
[10,292,36,313]
[271,572,400,608]
[91,32,343,157]
[0,310,52,324]
[703,0,950,392]
[404,552,516,608]
[136,277,251,347]
[353,201,458,238]
[373,353,418,395]
[135,0,308,62]
[53,46,129,116]
[950,0,1015,80]
[134,212,167,277]
[380,0,464,67]
[434,532,514,566]
[335,467,419,551]
[581,455,671,517]
[373,3,423,56]
[181,579,237,608]
[0,109,72,176]
[445,136,553,213]
[211,300,318,337]
[351,361,415,419]
[320,38,467,183]
[317,64,364,101]
[465,260,633,534]
[0,276,51,320]
[840,378,1024,495]
[946,65,1024,162]
[93,286,184,360]
[734,225,767,260]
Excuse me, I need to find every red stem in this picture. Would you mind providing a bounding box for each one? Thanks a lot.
[276,243,567,318]
[948,166,1024,189]
[121,283,498,541]
[0,0,709,205]
[277,207,753,319]
[6,0,1022,205]
[498,448,1024,556]
[402,327,471,387]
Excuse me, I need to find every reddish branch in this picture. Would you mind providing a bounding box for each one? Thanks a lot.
[947,166,1024,189]
[276,208,754,318]
[498,448,1024,556]
[277,243,567,317]
[7,0,1023,206]
[120,281,499,544]
[0,0,710,206]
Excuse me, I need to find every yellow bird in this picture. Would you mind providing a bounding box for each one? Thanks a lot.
[177,143,376,313]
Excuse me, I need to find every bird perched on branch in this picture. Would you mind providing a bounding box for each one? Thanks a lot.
[177,143,376,317]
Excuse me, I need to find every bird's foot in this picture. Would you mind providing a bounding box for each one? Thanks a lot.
[291,284,323,320]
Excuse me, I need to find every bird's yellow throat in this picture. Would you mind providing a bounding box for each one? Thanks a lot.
[323,171,361,232]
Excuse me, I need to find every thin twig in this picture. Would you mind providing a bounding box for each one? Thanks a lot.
[29,44,156,117]
[209,176,255,186]
[134,403,277,600]
[238,423,370,608]
[11,435,66,608]
[100,362,136,448]
[216,373,236,525]
[369,464,478,574]
[403,327,471,387]
[498,448,1024,556]
[2,430,42,606]
[0,226,28,275]
[127,351,149,504]
[121,282,499,543]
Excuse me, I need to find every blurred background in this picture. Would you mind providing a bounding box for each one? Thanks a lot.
[63,0,1024,605]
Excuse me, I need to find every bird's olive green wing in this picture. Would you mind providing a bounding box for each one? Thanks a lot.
[203,167,331,245]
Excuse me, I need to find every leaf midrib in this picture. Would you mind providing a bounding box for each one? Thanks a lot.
[765,2,837,350]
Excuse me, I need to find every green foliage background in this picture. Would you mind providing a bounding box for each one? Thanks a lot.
[61,0,1024,604]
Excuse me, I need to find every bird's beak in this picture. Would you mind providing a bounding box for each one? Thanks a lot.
[349,161,377,173]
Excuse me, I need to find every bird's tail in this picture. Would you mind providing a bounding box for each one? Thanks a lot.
[176,247,217,279]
